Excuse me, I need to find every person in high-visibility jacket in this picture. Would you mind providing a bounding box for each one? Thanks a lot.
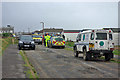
[44,33,51,47]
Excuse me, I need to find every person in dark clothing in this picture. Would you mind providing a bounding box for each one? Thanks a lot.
[62,35,65,40]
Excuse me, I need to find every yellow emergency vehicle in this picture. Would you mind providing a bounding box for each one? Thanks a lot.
[32,35,42,45]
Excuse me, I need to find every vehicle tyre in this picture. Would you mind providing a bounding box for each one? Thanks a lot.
[83,49,89,61]
[62,46,65,49]
[19,47,21,50]
[74,47,79,57]
[87,53,92,61]
[40,42,42,45]
[105,54,111,61]
[32,47,35,50]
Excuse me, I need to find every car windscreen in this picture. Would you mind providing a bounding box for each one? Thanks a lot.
[20,36,33,40]
[55,38,63,41]
[32,35,42,38]
[96,33,107,40]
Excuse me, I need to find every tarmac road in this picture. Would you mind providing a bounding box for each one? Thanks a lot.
[24,45,119,78]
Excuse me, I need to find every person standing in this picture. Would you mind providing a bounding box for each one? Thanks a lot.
[44,33,51,47]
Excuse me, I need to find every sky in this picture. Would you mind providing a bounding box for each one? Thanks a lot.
[2,2,118,32]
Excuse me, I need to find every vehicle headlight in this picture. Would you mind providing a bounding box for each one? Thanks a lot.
[19,41,23,43]
[31,41,34,44]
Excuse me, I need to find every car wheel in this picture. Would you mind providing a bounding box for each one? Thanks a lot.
[40,42,42,45]
[62,46,65,49]
[32,47,35,50]
[74,47,79,57]
[19,47,21,50]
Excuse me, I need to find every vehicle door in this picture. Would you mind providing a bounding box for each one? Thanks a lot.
[95,33,109,50]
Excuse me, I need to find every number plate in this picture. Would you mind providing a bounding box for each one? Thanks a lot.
[89,44,94,48]
[24,45,29,47]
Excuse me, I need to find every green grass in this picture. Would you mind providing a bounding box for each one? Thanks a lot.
[65,47,73,51]
[19,50,39,79]
[0,37,18,56]
[110,59,120,63]
[65,41,74,47]
[113,50,120,56]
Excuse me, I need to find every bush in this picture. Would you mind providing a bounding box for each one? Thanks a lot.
[2,33,12,37]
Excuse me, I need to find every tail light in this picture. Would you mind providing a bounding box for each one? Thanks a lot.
[53,41,56,44]
[89,48,90,51]
[110,48,114,51]
[63,41,65,44]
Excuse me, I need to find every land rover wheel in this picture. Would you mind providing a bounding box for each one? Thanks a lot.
[105,54,111,61]
[74,47,79,57]
[83,49,91,61]
[83,49,87,60]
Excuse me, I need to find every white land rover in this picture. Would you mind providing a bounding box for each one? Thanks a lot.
[73,29,114,61]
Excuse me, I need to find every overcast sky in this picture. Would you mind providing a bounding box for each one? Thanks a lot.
[2,2,118,32]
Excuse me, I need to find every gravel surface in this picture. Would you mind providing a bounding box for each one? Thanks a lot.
[24,45,119,78]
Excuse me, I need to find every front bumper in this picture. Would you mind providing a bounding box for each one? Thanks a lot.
[18,43,35,48]
[34,39,42,43]
[52,43,65,47]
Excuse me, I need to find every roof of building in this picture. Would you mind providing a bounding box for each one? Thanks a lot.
[43,28,63,32]
[0,27,14,31]
[64,30,81,33]
[34,28,63,33]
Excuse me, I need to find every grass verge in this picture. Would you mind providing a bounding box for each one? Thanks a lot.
[0,37,18,56]
[113,50,120,56]
[19,50,39,79]
[65,41,74,47]
[100,56,120,63]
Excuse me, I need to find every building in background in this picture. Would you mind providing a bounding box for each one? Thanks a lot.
[64,30,80,41]
[103,28,120,45]
[64,29,91,41]
[34,28,63,36]
[0,25,14,33]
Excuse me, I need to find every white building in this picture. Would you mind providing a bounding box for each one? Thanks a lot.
[64,30,81,41]
[0,25,14,34]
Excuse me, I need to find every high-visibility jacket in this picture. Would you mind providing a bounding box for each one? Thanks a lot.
[44,35,51,47]
[45,35,51,41]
